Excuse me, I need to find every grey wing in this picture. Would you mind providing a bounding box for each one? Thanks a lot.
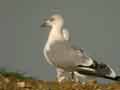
[71,47,95,67]
[47,41,94,68]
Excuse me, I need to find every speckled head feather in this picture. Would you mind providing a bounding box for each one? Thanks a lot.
[41,14,64,29]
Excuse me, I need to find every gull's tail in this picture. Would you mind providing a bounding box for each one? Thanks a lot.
[75,62,120,81]
[103,75,120,81]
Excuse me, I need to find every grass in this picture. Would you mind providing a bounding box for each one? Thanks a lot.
[0,68,34,80]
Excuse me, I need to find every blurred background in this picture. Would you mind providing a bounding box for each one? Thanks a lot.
[0,0,120,82]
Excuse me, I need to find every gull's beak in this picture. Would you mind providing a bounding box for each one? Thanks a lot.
[40,22,48,27]
[40,18,50,28]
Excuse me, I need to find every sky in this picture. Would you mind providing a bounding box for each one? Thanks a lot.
[0,0,120,82]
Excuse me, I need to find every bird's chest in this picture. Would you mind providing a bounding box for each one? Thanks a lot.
[43,41,54,65]
[44,41,63,65]
[43,29,65,64]
[44,41,75,70]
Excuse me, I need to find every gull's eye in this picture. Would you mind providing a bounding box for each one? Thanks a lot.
[49,18,54,22]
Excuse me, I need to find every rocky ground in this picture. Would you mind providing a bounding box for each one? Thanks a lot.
[0,69,120,90]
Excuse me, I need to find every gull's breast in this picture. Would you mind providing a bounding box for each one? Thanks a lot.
[43,41,54,65]
[44,41,76,71]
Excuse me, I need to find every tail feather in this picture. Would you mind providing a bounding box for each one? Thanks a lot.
[103,75,120,81]
[115,76,120,81]
[76,62,120,81]
[95,63,116,78]
[76,69,120,81]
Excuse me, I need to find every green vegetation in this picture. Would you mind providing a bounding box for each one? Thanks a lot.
[0,68,34,80]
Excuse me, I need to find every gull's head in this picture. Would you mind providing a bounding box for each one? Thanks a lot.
[41,14,64,29]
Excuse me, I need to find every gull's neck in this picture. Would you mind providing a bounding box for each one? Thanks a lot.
[47,25,64,45]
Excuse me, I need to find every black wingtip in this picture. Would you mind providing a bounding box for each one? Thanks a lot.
[103,75,120,81]
[114,76,120,81]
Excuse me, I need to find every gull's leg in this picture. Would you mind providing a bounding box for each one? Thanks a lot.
[70,72,80,82]
[71,72,74,81]
[56,68,67,82]
[73,72,81,82]
[71,72,76,81]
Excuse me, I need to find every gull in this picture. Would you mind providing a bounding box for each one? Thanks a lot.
[41,14,120,82]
